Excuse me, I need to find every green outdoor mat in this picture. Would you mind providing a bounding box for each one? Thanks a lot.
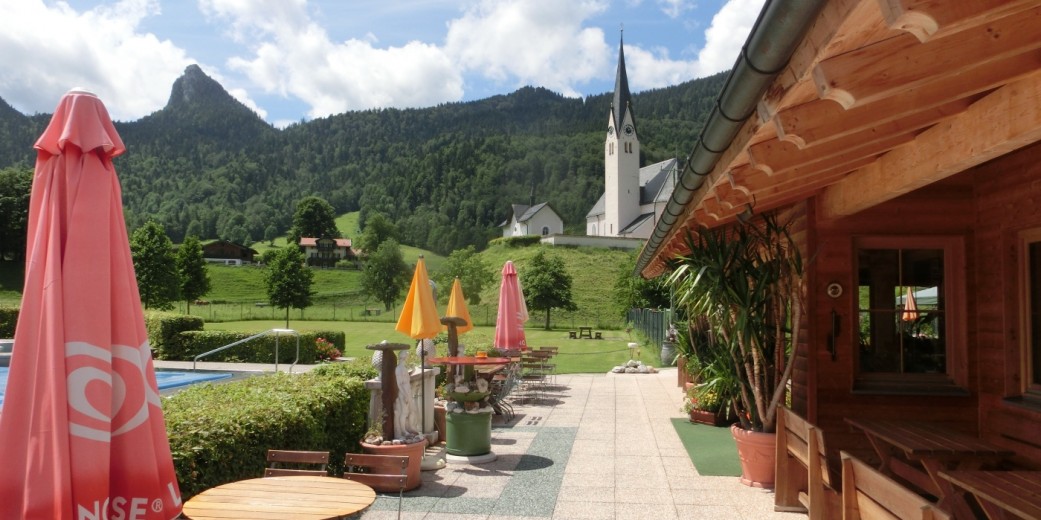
[670,418,741,477]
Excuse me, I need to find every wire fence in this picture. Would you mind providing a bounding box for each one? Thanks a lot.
[179,300,629,330]
[627,307,673,347]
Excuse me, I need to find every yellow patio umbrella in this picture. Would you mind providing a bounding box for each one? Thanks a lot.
[395,255,441,340]
[445,277,474,335]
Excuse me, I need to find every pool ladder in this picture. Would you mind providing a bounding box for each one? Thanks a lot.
[192,329,300,373]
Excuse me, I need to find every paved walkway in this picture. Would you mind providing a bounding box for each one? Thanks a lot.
[358,369,805,520]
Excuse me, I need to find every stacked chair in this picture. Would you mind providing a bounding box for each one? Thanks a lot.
[264,449,330,477]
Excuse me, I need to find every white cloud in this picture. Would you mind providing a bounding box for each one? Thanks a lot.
[697,0,765,75]
[624,46,701,91]
[0,0,200,120]
[204,0,464,117]
[444,0,611,97]
[658,0,694,18]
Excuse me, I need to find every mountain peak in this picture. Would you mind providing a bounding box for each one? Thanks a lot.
[167,64,236,109]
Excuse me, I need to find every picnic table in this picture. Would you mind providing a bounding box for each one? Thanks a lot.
[578,326,593,339]
[846,418,1014,518]
[938,470,1041,519]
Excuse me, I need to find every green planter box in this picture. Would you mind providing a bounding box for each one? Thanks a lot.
[445,411,492,456]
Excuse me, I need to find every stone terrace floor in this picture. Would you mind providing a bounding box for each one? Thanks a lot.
[358,369,807,520]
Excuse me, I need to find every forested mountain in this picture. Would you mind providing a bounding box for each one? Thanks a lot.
[0,65,725,255]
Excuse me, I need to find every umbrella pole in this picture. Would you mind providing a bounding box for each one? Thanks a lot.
[420,340,426,442]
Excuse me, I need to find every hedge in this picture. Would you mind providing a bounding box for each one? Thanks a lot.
[172,330,346,364]
[0,306,17,338]
[163,360,377,499]
[145,311,205,360]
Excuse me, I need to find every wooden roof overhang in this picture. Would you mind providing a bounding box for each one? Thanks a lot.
[638,0,1041,278]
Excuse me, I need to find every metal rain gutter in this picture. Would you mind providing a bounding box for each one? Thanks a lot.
[634,0,826,277]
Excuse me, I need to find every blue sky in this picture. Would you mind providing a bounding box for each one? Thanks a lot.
[2,0,765,127]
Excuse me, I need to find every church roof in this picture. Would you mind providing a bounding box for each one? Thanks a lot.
[612,36,634,131]
[585,158,678,219]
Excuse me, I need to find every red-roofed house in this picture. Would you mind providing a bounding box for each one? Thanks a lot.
[299,236,355,267]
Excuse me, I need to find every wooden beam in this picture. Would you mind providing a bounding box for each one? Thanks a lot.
[814,6,1041,108]
[777,50,1041,148]
[820,69,1041,219]
[750,131,913,177]
[877,0,1040,42]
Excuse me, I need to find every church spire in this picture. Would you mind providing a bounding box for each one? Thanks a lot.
[612,31,633,131]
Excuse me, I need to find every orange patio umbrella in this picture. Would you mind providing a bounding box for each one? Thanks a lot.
[0,90,182,519]
[394,256,440,438]
[395,256,441,340]
[445,277,474,334]
[443,277,474,357]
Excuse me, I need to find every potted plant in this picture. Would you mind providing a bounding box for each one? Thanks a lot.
[682,385,724,426]
[667,212,804,488]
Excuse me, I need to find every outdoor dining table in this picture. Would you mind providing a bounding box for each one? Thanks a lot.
[180,475,376,519]
[937,469,1041,520]
[846,418,1014,518]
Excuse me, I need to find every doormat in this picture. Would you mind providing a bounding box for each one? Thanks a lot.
[670,418,741,477]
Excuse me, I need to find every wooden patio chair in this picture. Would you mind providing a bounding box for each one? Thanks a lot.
[840,451,950,520]
[343,453,409,519]
[774,407,840,519]
[264,449,330,477]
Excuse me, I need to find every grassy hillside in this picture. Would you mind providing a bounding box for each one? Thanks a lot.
[0,229,632,329]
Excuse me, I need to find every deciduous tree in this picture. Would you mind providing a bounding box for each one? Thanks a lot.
[130,221,181,310]
[264,246,314,327]
[176,235,211,314]
[520,250,577,329]
[432,246,494,304]
[287,196,340,245]
[356,212,397,257]
[362,238,408,311]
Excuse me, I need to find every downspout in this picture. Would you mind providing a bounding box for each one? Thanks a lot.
[634,0,826,277]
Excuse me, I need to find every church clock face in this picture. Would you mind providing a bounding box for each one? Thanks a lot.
[623,124,634,136]
[607,125,614,136]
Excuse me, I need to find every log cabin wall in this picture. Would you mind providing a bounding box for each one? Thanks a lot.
[809,175,977,462]
[972,140,1041,467]
[780,203,812,419]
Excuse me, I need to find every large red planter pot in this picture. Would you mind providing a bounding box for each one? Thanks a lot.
[730,424,775,489]
[360,439,427,491]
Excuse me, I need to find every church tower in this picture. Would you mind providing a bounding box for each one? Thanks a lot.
[604,35,640,236]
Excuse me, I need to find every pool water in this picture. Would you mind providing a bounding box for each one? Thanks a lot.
[0,368,232,407]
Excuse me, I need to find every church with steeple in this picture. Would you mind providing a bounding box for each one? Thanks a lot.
[585,37,677,239]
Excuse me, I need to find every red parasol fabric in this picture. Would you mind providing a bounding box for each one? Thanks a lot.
[901,286,920,322]
[0,89,182,519]
[494,260,528,351]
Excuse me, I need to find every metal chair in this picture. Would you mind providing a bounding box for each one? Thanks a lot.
[343,453,409,519]
[264,449,330,477]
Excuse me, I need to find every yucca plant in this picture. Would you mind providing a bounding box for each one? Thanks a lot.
[667,213,804,433]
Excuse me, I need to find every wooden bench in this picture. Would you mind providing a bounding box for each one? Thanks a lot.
[841,451,950,520]
[774,407,840,519]
[594,331,602,339]
[569,330,577,339]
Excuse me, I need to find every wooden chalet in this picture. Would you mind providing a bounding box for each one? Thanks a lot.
[201,239,257,265]
[636,0,1041,472]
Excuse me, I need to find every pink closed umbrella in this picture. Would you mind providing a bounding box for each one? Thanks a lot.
[0,89,182,519]
[494,260,528,352]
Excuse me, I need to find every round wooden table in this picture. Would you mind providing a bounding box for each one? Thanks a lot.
[181,475,376,519]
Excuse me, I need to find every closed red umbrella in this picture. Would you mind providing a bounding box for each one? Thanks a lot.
[0,89,182,519]
[494,261,528,352]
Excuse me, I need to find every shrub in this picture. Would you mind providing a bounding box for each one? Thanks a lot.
[0,306,17,337]
[314,337,342,361]
[172,329,346,364]
[145,311,204,360]
[163,360,375,498]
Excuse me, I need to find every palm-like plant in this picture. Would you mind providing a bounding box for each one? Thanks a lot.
[667,213,804,433]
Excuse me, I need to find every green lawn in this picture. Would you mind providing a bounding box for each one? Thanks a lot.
[206,320,662,374]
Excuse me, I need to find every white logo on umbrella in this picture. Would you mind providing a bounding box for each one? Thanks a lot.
[65,341,158,443]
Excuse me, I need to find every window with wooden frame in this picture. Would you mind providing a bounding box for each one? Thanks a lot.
[854,236,967,393]
[1018,228,1041,398]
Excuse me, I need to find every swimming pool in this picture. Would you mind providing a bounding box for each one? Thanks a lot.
[0,368,233,407]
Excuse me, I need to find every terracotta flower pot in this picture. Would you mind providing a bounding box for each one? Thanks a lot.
[730,424,775,489]
[360,439,427,491]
